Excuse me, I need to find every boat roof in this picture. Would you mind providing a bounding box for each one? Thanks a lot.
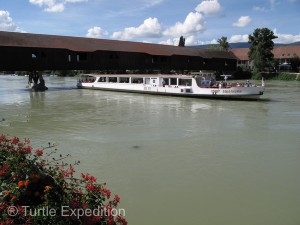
[82,74,195,78]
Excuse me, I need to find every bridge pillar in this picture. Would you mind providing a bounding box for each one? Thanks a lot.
[27,71,48,91]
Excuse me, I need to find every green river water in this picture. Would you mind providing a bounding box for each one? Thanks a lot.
[1,75,300,225]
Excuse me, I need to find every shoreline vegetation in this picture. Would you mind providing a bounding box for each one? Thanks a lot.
[256,72,300,81]
[233,69,300,81]
[0,134,127,225]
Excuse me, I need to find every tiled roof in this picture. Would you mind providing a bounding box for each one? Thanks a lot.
[0,31,236,59]
[272,46,300,58]
[230,48,249,61]
[231,46,300,60]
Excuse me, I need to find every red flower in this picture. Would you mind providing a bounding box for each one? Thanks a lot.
[35,149,43,156]
[24,138,30,144]
[114,194,120,203]
[81,173,97,183]
[25,146,32,154]
[107,217,114,225]
[0,164,10,176]
[62,165,76,178]
[117,215,128,225]
[24,180,30,187]
[11,137,19,144]
[102,188,111,199]
[4,218,14,225]
[86,183,96,192]
[18,180,25,188]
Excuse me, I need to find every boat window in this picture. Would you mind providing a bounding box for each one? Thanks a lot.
[108,77,117,83]
[145,78,150,84]
[81,76,95,83]
[170,78,177,85]
[179,79,192,86]
[132,78,143,84]
[120,77,129,83]
[98,77,107,82]
[163,78,169,85]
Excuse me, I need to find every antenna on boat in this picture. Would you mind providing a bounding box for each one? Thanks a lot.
[262,77,265,87]
[220,75,231,83]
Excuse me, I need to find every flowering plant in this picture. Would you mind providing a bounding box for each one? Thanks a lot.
[0,134,127,225]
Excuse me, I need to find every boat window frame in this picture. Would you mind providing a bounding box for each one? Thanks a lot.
[170,78,177,85]
[119,77,130,83]
[98,77,107,82]
[145,78,151,85]
[132,77,143,84]
[178,78,192,86]
[162,78,170,85]
[108,77,118,83]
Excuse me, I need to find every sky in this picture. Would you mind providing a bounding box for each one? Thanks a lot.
[0,0,300,46]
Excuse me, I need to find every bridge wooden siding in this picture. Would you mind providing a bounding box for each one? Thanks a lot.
[0,31,237,71]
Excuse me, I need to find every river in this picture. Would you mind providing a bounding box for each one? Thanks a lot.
[1,75,300,225]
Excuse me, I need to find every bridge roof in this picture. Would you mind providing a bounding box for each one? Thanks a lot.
[0,31,235,59]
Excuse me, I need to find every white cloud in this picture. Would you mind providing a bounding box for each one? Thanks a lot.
[29,0,87,13]
[144,0,164,7]
[163,12,205,37]
[159,38,178,46]
[232,16,251,28]
[195,0,221,16]
[65,0,87,2]
[185,35,201,45]
[253,6,268,12]
[273,29,300,43]
[0,11,24,32]
[229,34,249,43]
[159,36,198,46]
[253,0,278,12]
[86,26,107,38]
[29,0,54,6]
[45,3,65,12]
[112,17,162,40]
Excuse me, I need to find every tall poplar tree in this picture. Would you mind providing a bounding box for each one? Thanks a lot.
[248,28,277,73]
[178,36,185,47]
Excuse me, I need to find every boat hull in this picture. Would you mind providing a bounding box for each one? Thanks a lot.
[77,84,263,100]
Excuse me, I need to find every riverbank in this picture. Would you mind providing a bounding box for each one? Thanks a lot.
[270,72,300,81]
[250,72,300,81]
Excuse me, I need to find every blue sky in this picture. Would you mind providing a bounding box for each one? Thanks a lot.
[1,0,300,45]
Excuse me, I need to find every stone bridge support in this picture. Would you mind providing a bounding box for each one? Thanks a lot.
[28,71,48,91]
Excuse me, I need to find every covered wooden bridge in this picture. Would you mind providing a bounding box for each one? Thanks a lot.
[0,31,236,71]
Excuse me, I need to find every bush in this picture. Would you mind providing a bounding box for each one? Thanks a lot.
[251,72,278,80]
[275,72,300,81]
[251,71,300,81]
[251,71,262,80]
[0,134,127,225]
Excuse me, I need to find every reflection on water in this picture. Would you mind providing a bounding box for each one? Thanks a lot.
[1,76,300,225]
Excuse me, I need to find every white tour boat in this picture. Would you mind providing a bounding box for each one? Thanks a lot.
[77,73,265,100]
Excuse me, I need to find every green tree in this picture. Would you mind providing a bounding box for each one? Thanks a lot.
[248,28,277,73]
[217,36,229,51]
[290,54,300,72]
[178,36,185,47]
